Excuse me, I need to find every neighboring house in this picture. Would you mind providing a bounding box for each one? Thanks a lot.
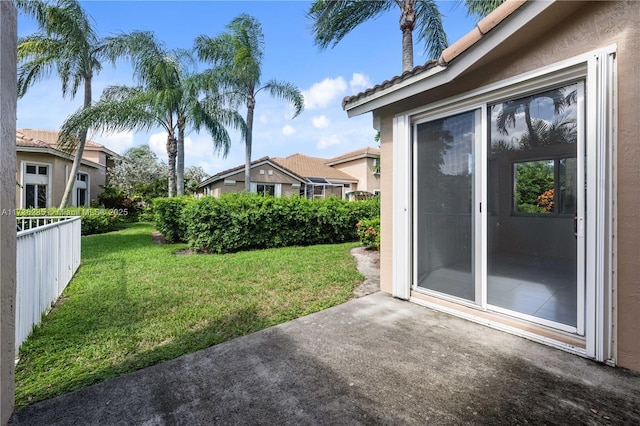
[343,1,640,372]
[16,129,117,209]
[324,147,381,196]
[198,147,380,199]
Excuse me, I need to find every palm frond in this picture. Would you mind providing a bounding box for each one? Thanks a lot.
[462,0,504,18]
[415,0,448,59]
[308,0,392,49]
[260,80,304,118]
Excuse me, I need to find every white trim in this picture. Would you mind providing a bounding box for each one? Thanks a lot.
[392,115,411,300]
[20,161,52,209]
[576,80,586,337]
[410,296,588,358]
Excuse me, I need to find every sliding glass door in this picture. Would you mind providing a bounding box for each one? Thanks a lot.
[414,110,478,303]
[413,82,585,332]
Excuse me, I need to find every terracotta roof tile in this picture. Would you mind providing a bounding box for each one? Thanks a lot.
[342,0,527,110]
[17,128,104,149]
[272,153,357,181]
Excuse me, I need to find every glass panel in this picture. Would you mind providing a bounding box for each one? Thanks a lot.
[490,84,577,152]
[77,188,86,206]
[26,165,36,174]
[558,158,577,215]
[487,83,579,327]
[38,166,48,175]
[37,185,47,208]
[257,184,275,197]
[415,110,475,302]
[25,185,35,208]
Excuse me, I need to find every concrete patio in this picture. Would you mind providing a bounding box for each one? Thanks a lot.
[10,290,640,425]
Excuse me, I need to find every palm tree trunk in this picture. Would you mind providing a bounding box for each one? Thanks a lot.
[400,0,417,73]
[244,95,255,192]
[167,134,177,197]
[176,118,185,196]
[59,73,91,208]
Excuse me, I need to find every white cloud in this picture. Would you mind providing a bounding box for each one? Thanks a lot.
[148,132,168,161]
[92,131,134,154]
[302,76,347,110]
[350,73,372,92]
[282,124,296,136]
[259,114,269,124]
[312,115,330,129]
[316,134,344,149]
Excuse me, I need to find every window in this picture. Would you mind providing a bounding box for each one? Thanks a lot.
[22,163,50,208]
[513,158,576,215]
[373,158,381,174]
[74,172,90,207]
[25,184,47,208]
[256,183,275,196]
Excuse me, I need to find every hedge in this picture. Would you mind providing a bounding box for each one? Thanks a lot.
[154,193,380,253]
[152,196,198,243]
[16,207,126,235]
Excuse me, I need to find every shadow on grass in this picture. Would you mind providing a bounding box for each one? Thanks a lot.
[17,304,270,408]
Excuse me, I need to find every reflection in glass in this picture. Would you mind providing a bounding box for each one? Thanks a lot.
[490,83,577,152]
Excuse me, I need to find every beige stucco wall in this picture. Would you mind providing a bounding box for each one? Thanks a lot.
[1,3,17,421]
[378,116,394,294]
[16,151,106,208]
[332,157,380,193]
[78,148,106,166]
[375,1,640,370]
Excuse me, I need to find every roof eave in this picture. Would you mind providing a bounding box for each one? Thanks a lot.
[344,0,553,117]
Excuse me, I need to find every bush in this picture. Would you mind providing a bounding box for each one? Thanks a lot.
[356,218,380,250]
[97,186,139,221]
[182,193,380,253]
[153,196,197,242]
[16,207,126,235]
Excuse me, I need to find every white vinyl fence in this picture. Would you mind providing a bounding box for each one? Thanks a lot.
[16,216,81,353]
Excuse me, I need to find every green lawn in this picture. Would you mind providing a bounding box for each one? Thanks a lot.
[15,222,363,407]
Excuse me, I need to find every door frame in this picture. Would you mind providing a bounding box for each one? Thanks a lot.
[391,46,617,364]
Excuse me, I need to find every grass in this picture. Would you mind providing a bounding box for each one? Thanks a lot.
[15,222,363,408]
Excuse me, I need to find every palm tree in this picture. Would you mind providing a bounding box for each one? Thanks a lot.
[308,0,448,73]
[16,0,108,208]
[194,14,304,192]
[59,32,245,197]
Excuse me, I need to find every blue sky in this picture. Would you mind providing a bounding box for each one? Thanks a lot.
[17,1,479,175]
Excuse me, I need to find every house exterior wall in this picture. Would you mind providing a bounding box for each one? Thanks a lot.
[379,116,394,295]
[202,164,303,198]
[332,157,380,193]
[79,149,106,166]
[376,1,640,370]
[15,151,106,208]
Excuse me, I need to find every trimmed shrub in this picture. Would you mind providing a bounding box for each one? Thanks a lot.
[153,196,197,242]
[356,217,380,250]
[16,207,126,235]
[183,193,380,253]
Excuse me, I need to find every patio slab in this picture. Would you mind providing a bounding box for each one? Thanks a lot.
[10,291,640,425]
